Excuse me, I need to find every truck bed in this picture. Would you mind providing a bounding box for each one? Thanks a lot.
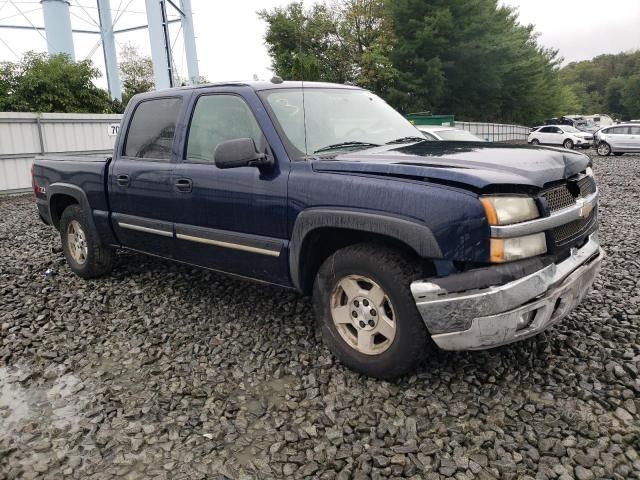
[33,155,112,216]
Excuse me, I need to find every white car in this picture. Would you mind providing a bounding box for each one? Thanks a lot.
[528,125,594,150]
[417,125,486,141]
[594,124,640,156]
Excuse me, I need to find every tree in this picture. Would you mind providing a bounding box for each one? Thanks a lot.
[559,51,640,119]
[387,0,566,123]
[0,52,111,113]
[260,0,568,125]
[119,43,154,105]
[258,1,395,93]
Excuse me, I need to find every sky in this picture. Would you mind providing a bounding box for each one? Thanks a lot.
[0,0,639,90]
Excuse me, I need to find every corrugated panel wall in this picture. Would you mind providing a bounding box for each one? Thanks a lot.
[0,113,122,192]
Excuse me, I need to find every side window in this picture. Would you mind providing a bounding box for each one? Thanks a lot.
[186,95,264,163]
[124,97,182,160]
[552,127,562,134]
[539,127,552,133]
[610,127,628,135]
[630,126,640,135]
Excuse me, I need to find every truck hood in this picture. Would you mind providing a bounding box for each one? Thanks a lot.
[312,142,590,191]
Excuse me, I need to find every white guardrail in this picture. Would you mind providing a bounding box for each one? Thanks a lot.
[0,112,122,193]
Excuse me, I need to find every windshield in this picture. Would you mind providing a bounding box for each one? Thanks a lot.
[259,88,422,157]
[435,129,484,141]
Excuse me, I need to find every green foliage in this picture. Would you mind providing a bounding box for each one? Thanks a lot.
[119,43,155,105]
[559,51,640,119]
[0,52,111,113]
[258,1,395,92]
[259,0,573,125]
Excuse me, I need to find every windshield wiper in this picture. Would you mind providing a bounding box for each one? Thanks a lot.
[386,136,426,145]
[313,141,380,154]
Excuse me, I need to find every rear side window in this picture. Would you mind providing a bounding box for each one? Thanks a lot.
[124,97,183,160]
[185,95,264,163]
[631,126,640,135]
[608,126,628,135]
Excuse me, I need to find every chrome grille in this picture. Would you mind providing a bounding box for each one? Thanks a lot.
[541,175,596,213]
[551,211,595,245]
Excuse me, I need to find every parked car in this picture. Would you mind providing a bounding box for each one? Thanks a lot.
[416,125,486,141]
[32,81,603,379]
[528,125,594,149]
[595,123,640,156]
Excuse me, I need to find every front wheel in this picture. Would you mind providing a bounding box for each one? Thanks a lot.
[563,139,574,149]
[597,142,611,156]
[60,204,114,278]
[312,243,432,379]
[530,139,540,146]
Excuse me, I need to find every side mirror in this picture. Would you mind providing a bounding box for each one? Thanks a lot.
[214,138,273,169]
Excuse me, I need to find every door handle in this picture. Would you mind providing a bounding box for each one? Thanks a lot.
[116,174,130,187]
[175,178,193,192]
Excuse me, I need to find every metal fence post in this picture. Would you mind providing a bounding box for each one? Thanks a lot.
[35,116,45,154]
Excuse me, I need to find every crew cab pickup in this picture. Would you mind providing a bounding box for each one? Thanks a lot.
[33,81,603,379]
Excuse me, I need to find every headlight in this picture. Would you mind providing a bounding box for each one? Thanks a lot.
[490,233,547,263]
[585,166,594,177]
[480,196,539,225]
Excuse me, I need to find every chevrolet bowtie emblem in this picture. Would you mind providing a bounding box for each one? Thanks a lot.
[577,199,593,218]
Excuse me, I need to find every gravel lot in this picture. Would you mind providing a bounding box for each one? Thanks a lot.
[1,152,639,480]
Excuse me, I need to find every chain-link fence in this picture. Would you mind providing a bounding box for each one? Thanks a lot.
[455,121,530,143]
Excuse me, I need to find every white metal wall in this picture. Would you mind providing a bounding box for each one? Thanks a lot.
[0,112,122,193]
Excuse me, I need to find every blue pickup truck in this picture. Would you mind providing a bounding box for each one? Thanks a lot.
[33,81,603,379]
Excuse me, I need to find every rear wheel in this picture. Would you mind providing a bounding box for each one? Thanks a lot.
[530,139,540,146]
[313,243,432,379]
[60,204,114,278]
[563,139,574,149]
[597,142,611,156]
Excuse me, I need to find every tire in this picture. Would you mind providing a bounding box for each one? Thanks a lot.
[312,243,431,379]
[530,139,540,146]
[613,152,624,156]
[563,139,574,149]
[597,142,611,156]
[60,204,114,278]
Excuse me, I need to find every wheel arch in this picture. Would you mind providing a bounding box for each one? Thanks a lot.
[48,183,90,229]
[289,209,442,294]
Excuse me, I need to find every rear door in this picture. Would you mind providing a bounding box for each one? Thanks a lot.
[606,126,627,151]
[171,87,290,284]
[548,127,564,145]
[536,126,554,144]
[628,126,640,151]
[109,96,186,257]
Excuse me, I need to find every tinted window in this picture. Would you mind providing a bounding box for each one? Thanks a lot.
[608,126,628,134]
[539,127,553,133]
[124,98,182,160]
[186,95,264,163]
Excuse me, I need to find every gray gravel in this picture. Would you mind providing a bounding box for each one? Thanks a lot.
[1,152,639,479]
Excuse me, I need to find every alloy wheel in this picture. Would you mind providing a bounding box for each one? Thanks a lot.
[67,220,88,265]
[330,275,397,355]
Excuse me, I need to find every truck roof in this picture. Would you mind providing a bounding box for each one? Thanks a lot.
[154,80,360,94]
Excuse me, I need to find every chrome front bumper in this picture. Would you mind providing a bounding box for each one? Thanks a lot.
[411,235,603,351]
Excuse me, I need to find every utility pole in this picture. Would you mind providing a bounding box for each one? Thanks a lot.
[40,0,75,60]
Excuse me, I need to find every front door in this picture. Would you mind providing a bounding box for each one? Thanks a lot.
[109,96,184,257]
[171,90,290,285]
